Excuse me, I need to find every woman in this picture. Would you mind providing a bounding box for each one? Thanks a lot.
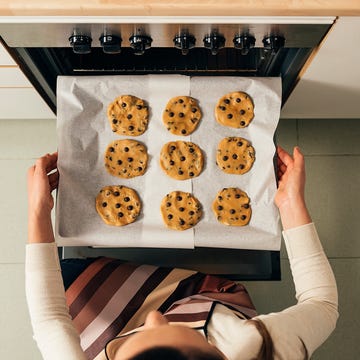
[26,146,338,360]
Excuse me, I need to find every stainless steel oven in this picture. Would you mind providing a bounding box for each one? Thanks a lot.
[0,16,335,279]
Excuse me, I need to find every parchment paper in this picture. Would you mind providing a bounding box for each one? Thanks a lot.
[55,75,281,250]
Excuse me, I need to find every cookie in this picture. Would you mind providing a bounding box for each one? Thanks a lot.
[215,91,254,128]
[96,185,141,226]
[104,139,148,179]
[216,137,255,175]
[212,188,251,226]
[160,191,202,230]
[107,95,149,136]
[160,141,204,180]
[162,96,202,135]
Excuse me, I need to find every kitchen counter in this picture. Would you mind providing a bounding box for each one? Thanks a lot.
[0,0,359,16]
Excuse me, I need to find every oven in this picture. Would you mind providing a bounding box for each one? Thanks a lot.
[0,16,335,279]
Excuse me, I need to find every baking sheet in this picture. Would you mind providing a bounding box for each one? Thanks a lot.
[55,75,281,250]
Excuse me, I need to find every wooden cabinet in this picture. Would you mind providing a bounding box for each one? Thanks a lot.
[0,43,55,119]
[281,17,360,119]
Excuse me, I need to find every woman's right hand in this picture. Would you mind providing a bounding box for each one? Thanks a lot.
[275,146,312,230]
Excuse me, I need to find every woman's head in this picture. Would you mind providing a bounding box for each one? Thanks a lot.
[106,311,226,360]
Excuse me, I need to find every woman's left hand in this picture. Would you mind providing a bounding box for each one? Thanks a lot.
[27,152,59,218]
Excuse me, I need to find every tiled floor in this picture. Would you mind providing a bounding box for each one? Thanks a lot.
[0,118,359,359]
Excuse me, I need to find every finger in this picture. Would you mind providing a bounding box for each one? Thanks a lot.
[35,153,58,175]
[277,146,294,167]
[293,147,305,168]
[48,171,59,191]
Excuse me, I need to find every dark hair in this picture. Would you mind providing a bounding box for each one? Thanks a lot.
[127,346,224,360]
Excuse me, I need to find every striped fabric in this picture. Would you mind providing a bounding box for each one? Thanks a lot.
[65,257,256,360]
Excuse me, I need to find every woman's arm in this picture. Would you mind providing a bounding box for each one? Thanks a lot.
[257,147,338,358]
[26,153,86,360]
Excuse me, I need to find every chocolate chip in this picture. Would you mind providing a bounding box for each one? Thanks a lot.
[217,205,223,211]
[178,99,184,103]
[236,98,241,103]
[227,114,233,119]
[235,193,241,199]
[240,109,246,115]
[179,207,185,212]
[102,202,107,207]
[124,197,130,202]
[127,205,133,210]
[181,129,187,134]
[219,106,226,111]
[230,209,236,214]
[170,145,176,151]
[189,210,195,215]
[128,125,134,131]
[109,156,113,161]
[240,121,246,126]
[166,202,171,207]
[112,119,118,124]
[223,156,229,161]
[240,164,245,169]
[127,114,132,120]
[189,147,194,153]
[114,191,120,196]
[109,147,115,152]
[243,204,249,209]
[117,160,122,165]
[224,99,230,104]
[115,203,121,208]
[138,167,143,171]
[169,160,175,165]
[178,170,184,175]
[136,105,142,110]
[179,112,184,118]
[179,219,185,225]
[169,112,174,117]
[241,215,247,220]
[176,195,183,201]
[168,214,173,220]
[124,147,129,152]
[121,103,126,107]
[218,196,223,201]
[180,156,186,161]
[191,108,197,113]
[189,172,194,177]
[118,212,124,217]
[232,154,238,159]
[237,141,243,146]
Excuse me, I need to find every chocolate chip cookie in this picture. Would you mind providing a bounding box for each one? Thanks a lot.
[215,91,254,128]
[96,185,141,226]
[216,137,255,175]
[160,191,202,230]
[104,139,148,179]
[107,95,149,136]
[212,188,251,226]
[160,141,204,180]
[162,96,202,135]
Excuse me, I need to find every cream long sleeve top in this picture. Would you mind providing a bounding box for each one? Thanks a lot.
[25,223,338,360]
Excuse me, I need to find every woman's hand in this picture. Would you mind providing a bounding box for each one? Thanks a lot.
[27,153,59,243]
[275,146,312,230]
[27,152,59,218]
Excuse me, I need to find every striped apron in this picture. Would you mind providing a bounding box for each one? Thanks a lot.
[65,257,257,360]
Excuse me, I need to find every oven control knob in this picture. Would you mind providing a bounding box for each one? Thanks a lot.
[203,33,225,55]
[129,35,153,55]
[99,34,122,54]
[262,35,285,54]
[233,34,256,55]
[173,34,196,55]
[69,34,92,55]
